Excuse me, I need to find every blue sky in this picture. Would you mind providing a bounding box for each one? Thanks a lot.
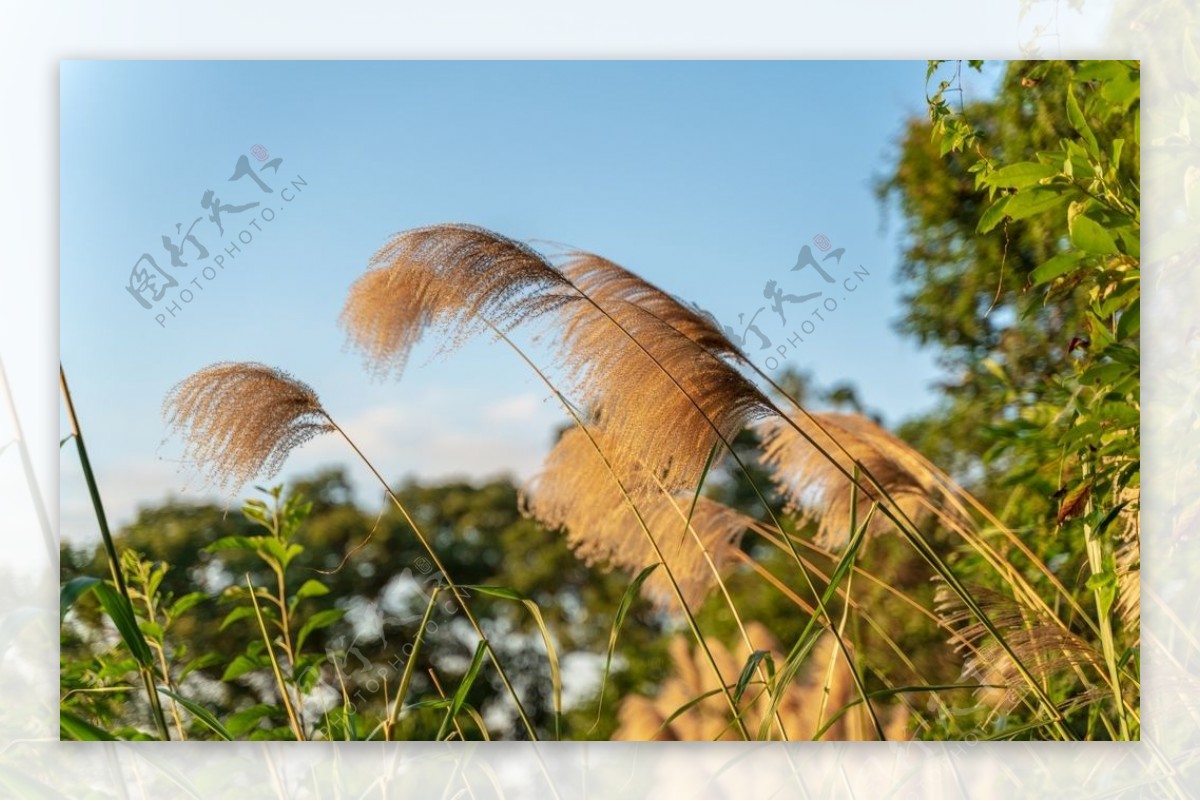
[60,61,996,544]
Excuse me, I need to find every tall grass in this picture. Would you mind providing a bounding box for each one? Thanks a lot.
[59,223,1138,741]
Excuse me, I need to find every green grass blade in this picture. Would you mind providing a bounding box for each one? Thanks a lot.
[438,639,488,741]
[733,650,773,706]
[809,683,991,740]
[156,688,234,741]
[756,511,871,739]
[59,576,100,622]
[91,582,154,668]
[655,683,761,740]
[60,709,117,741]
[591,563,660,733]
[384,588,440,738]
[465,585,562,739]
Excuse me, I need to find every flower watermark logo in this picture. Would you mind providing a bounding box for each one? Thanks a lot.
[710,233,871,371]
[124,144,310,328]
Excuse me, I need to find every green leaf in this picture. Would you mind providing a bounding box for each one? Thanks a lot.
[204,535,264,554]
[288,579,330,616]
[1030,252,1086,286]
[261,539,304,570]
[976,195,1011,233]
[92,582,154,668]
[1096,501,1133,538]
[462,585,523,602]
[757,514,871,740]
[157,688,233,741]
[403,698,452,712]
[179,652,223,682]
[60,709,118,741]
[293,654,326,692]
[1118,228,1139,259]
[295,608,345,652]
[438,640,489,741]
[241,499,271,528]
[463,585,562,738]
[657,688,729,735]
[222,654,265,681]
[292,579,329,601]
[138,619,164,642]
[1103,343,1140,369]
[167,591,208,619]
[1079,361,1135,389]
[226,703,279,737]
[982,162,1059,189]
[1066,83,1100,159]
[1087,569,1118,618]
[60,576,100,622]
[1095,400,1140,429]
[1117,298,1140,341]
[1003,187,1070,222]
[733,650,772,705]
[1069,206,1119,255]
[220,606,258,631]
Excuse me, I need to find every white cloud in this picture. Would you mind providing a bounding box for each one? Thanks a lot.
[292,391,557,487]
[482,393,545,423]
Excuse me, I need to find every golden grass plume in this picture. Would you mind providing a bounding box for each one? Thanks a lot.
[163,362,334,493]
[560,252,744,360]
[551,253,773,493]
[757,411,961,549]
[340,223,576,378]
[522,426,750,611]
[613,623,909,741]
[935,583,1103,713]
[343,224,775,496]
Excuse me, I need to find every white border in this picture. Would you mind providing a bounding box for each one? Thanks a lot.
[2,1,1190,797]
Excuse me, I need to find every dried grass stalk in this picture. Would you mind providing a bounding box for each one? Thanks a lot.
[552,257,772,494]
[936,583,1103,713]
[1115,492,1140,633]
[757,411,961,549]
[163,362,334,493]
[340,223,576,378]
[522,427,750,610]
[613,623,909,741]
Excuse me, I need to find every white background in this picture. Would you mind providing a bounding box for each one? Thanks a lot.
[3,0,1194,797]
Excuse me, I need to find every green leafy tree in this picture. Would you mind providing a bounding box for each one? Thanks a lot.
[879,59,1140,738]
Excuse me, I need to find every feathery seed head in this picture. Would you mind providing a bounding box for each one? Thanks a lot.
[523,426,750,610]
[343,223,775,497]
[340,223,576,378]
[758,411,958,549]
[163,362,334,494]
[553,254,773,494]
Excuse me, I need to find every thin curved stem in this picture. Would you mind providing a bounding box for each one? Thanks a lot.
[61,364,172,742]
[324,417,538,741]
[478,327,752,739]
